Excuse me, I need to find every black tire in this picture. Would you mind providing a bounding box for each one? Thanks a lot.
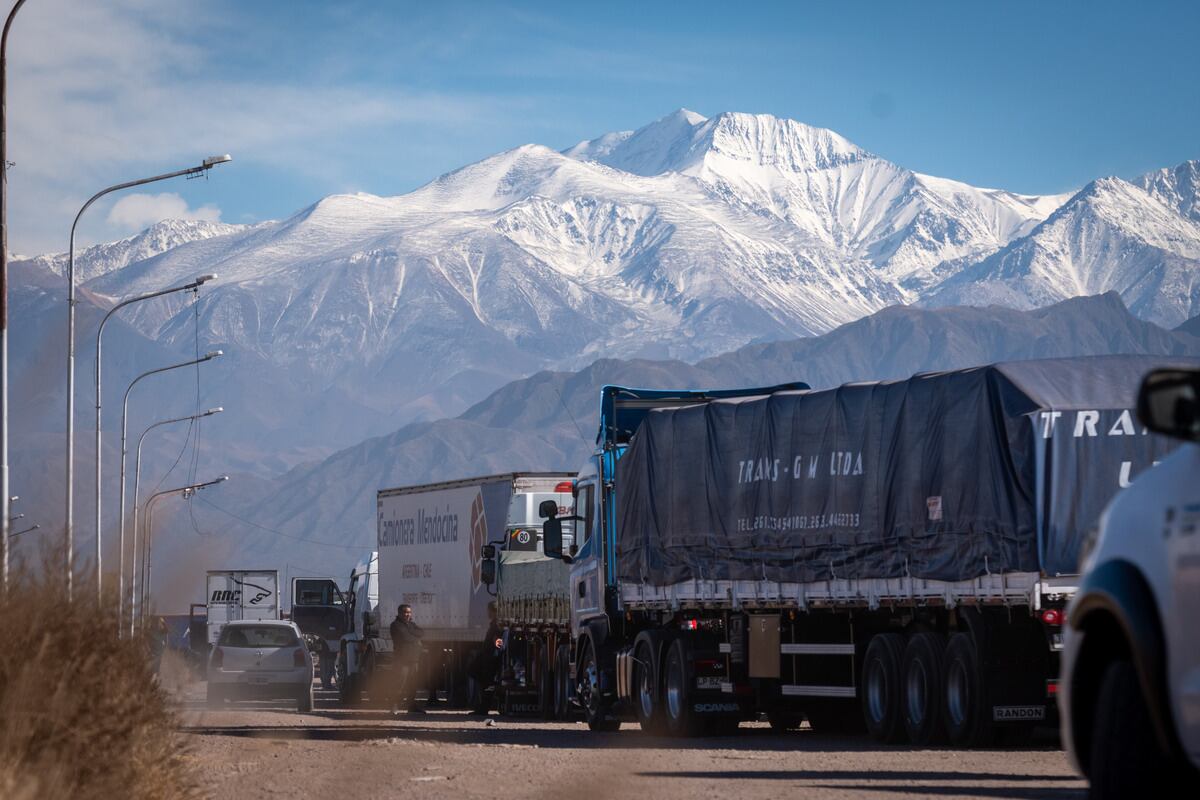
[553,644,571,721]
[297,684,313,713]
[942,632,993,747]
[633,639,666,734]
[861,632,906,743]
[1088,660,1178,798]
[205,683,225,708]
[902,632,946,745]
[579,642,620,732]
[538,642,555,720]
[662,638,701,737]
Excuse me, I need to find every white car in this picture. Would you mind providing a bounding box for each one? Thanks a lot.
[1061,367,1200,797]
[207,619,314,711]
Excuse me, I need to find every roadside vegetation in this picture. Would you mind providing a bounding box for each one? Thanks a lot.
[0,562,197,799]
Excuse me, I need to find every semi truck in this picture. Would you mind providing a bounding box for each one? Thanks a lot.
[290,575,348,688]
[483,356,1197,744]
[203,569,280,646]
[336,473,573,707]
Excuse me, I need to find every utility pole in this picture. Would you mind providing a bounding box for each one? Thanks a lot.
[0,0,29,595]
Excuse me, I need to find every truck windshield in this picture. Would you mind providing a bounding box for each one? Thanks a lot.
[218,626,299,648]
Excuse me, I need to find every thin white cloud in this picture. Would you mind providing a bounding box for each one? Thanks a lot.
[106,192,222,232]
[3,0,500,253]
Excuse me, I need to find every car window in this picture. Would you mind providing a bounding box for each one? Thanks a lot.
[219,625,299,648]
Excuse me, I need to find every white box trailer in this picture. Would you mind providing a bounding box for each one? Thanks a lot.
[205,570,280,646]
[337,473,573,707]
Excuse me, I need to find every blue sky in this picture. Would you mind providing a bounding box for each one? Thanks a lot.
[7,0,1198,253]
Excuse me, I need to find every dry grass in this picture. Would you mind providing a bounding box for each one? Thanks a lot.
[0,566,198,799]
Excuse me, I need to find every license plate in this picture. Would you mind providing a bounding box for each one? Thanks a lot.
[696,676,723,690]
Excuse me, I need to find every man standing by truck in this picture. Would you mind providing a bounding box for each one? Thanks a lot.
[389,604,425,714]
[469,602,503,715]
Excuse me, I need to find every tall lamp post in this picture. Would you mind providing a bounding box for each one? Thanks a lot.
[114,350,222,609]
[65,154,231,603]
[96,274,216,616]
[1,0,30,595]
[138,474,228,628]
[126,406,222,635]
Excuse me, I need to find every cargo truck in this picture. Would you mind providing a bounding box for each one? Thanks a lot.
[484,356,1198,744]
[337,473,573,707]
[204,569,280,646]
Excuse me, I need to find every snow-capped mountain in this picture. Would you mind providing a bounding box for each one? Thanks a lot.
[924,170,1200,326]
[18,219,248,283]
[67,110,1090,439]
[12,110,1200,482]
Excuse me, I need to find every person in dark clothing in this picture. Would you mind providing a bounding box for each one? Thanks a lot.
[389,604,425,714]
[469,602,503,715]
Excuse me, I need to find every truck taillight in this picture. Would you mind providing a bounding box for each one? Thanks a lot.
[293,648,306,668]
[1041,609,1064,626]
[211,647,223,669]
[554,481,574,493]
[681,618,698,631]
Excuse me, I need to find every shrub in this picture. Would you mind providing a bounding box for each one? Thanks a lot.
[0,566,197,798]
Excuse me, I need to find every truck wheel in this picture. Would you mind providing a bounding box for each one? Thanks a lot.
[902,632,946,745]
[663,638,701,737]
[579,643,620,732]
[633,639,665,734]
[861,633,906,743]
[538,643,555,720]
[1088,660,1177,797]
[297,684,313,713]
[554,644,571,720]
[942,632,992,747]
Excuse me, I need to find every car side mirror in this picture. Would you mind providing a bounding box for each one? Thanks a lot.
[1138,368,1200,442]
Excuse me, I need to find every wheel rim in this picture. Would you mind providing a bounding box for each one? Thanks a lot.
[946,659,968,728]
[637,649,655,720]
[906,659,927,727]
[665,650,684,721]
[866,658,887,724]
[581,653,601,715]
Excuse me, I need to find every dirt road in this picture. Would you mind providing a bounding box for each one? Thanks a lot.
[178,684,1085,800]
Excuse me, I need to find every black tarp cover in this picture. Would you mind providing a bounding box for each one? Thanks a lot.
[614,356,1198,585]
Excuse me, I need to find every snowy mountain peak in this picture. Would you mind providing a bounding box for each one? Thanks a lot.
[19,217,247,283]
[1135,159,1200,222]
[701,111,867,172]
[564,109,867,177]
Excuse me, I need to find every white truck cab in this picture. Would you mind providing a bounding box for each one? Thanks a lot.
[1062,367,1200,797]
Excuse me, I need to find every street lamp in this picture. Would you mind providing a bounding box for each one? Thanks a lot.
[96,274,217,617]
[65,154,231,604]
[125,406,222,635]
[1,0,31,595]
[137,475,228,628]
[115,350,222,610]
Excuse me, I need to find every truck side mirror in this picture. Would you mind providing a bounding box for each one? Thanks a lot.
[481,544,496,559]
[543,517,564,560]
[1138,368,1200,442]
[539,500,559,519]
[480,557,496,586]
